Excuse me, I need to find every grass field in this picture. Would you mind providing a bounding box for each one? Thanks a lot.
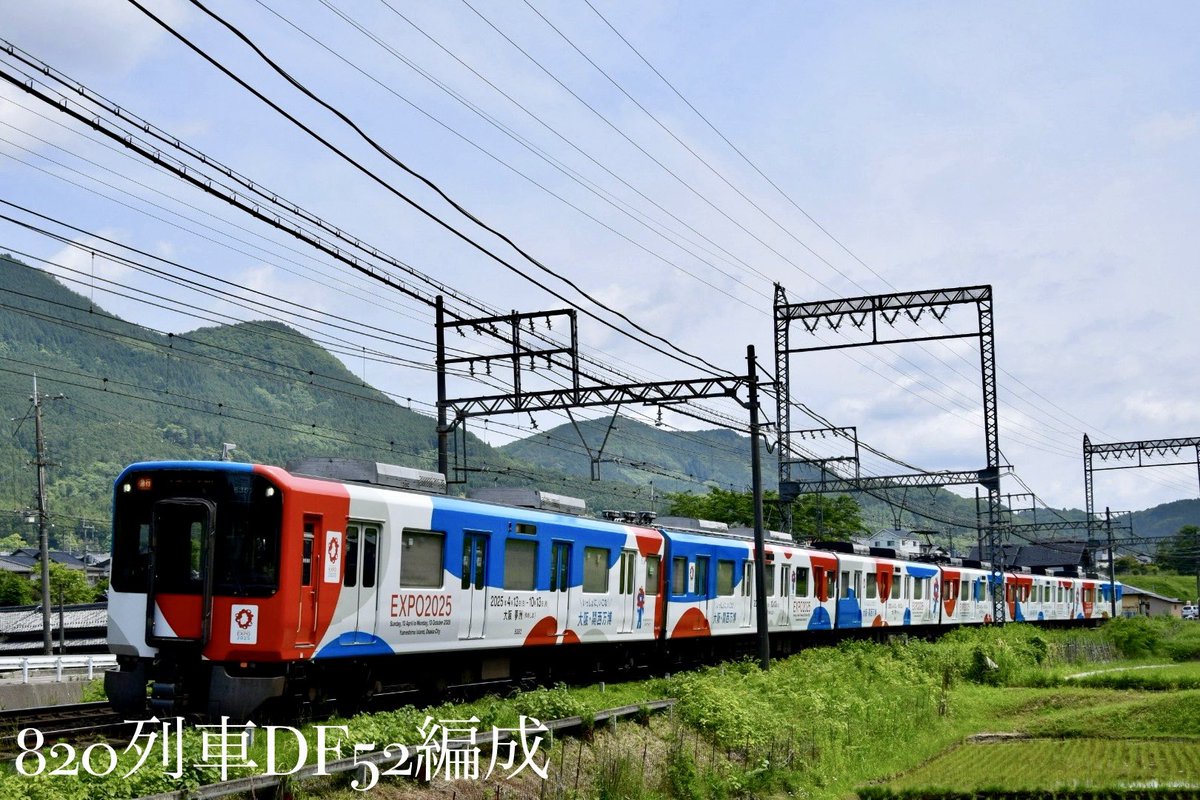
[1119,573,1199,603]
[888,739,1200,790]
[6,621,1197,800]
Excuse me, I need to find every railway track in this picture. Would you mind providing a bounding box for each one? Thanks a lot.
[0,701,137,759]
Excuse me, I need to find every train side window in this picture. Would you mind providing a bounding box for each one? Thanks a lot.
[717,560,735,596]
[741,561,752,597]
[583,547,609,593]
[399,529,445,588]
[764,564,775,596]
[671,557,688,596]
[796,567,809,597]
[549,542,569,592]
[840,570,851,599]
[781,565,791,598]
[343,525,359,588]
[461,534,487,591]
[362,525,378,589]
[960,580,969,601]
[695,556,710,595]
[891,576,901,600]
[645,555,660,594]
[302,522,314,587]
[503,539,537,590]
[866,573,877,600]
[913,577,924,601]
[619,551,636,595]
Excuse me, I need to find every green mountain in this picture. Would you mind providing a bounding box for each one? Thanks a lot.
[1,253,1195,557]
[499,415,775,494]
[0,254,655,549]
[1130,499,1200,542]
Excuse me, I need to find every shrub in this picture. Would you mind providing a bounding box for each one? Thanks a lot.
[511,683,586,723]
[1103,616,1168,658]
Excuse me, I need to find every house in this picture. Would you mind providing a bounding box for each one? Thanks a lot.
[1119,584,1185,618]
[967,541,1095,572]
[862,530,922,559]
[0,602,108,654]
[0,548,106,583]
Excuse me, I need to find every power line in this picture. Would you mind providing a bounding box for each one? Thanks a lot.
[125,0,731,376]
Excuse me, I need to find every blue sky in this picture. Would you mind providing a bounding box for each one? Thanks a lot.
[2,1,1199,514]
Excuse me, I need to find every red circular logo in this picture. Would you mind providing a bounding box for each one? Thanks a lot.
[235,608,254,630]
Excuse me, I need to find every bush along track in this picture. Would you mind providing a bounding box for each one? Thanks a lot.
[2,619,1199,799]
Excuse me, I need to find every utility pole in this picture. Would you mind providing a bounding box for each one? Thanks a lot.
[747,346,770,670]
[32,376,53,655]
[1105,507,1117,619]
[30,376,65,655]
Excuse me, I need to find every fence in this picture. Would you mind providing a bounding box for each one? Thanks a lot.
[0,654,116,682]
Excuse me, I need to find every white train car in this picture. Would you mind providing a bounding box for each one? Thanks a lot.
[938,562,994,625]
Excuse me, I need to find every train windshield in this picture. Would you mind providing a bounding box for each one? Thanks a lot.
[112,469,282,598]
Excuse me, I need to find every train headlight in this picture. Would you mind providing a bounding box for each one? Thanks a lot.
[265,487,275,497]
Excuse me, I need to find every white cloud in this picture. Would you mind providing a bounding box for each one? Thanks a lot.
[2,0,186,77]
[1133,111,1200,147]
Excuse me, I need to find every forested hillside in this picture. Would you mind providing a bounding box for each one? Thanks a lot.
[0,255,655,549]
[2,254,1195,557]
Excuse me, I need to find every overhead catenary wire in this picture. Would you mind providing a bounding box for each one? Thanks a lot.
[0,42,751,431]
[575,1,1148,471]
[254,0,770,313]
[124,0,733,377]
[0,9,1171,522]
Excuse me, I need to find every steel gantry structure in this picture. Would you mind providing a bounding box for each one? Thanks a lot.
[1084,435,1200,526]
[774,284,1007,622]
[1084,434,1200,605]
[434,298,775,668]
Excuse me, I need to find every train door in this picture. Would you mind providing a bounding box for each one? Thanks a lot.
[550,541,572,638]
[695,555,711,623]
[147,498,214,644]
[459,531,488,640]
[739,561,753,628]
[343,522,380,644]
[297,515,324,646]
[618,550,637,634]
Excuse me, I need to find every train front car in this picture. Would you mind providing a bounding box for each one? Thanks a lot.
[105,461,346,720]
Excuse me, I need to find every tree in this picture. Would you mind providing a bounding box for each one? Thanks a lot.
[1155,525,1200,573]
[0,570,34,606]
[1155,525,1200,599]
[666,486,755,526]
[792,494,868,542]
[34,562,96,605]
[664,487,867,542]
[0,532,27,552]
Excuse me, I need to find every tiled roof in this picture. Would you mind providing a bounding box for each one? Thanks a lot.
[1120,584,1183,603]
[0,602,108,634]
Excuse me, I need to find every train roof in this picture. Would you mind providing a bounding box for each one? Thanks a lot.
[286,457,447,494]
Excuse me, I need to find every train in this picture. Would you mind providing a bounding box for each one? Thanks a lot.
[103,458,1121,720]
